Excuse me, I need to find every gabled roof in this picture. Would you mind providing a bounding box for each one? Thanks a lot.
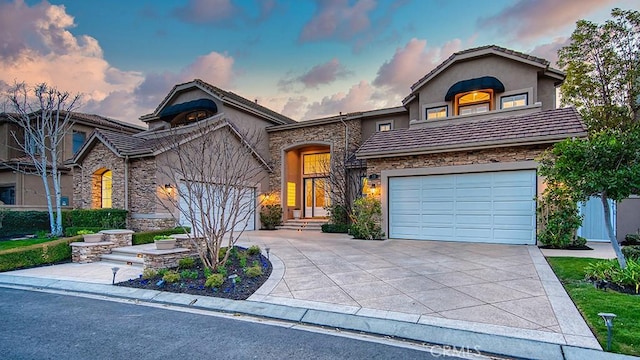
[71,116,272,172]
[402,45,565,105]
[0,111,146,133]
[356,107,586,159]
[140,79,296,125]
[267,106,407,132]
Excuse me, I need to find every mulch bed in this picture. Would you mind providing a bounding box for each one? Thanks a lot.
[591,280,639,295]
[539,245,593,250]
[116,247,272,300]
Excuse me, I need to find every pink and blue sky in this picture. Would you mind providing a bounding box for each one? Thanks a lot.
[0,0,635,125]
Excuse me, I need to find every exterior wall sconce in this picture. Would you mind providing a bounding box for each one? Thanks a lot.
[369,183,377,195]
[164,184,173,194]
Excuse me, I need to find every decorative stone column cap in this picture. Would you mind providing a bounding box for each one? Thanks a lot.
[100,229,135,235]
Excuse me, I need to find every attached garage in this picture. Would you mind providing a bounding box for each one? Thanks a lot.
[178,182,256,233]
[388,170,536,244]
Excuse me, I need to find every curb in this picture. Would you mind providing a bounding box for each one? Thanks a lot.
[0,274,635,360]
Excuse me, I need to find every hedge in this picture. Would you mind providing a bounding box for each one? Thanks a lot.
[132,227,190,245]
[622,245,640,261]
[0,236,80,272]
[0,209,127,238]
[62,209,127,229]
[321,223,350,233]
[1,211,51,238]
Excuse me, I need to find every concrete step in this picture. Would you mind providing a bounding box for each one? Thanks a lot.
[278,219,328,231]
[100,253,144,267]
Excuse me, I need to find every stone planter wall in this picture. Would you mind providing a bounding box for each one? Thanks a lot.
[100,229,134,247]
[142,249,192,270]
[71,241,117,263]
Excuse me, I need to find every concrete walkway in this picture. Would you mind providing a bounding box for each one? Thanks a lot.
[2,231,633,359]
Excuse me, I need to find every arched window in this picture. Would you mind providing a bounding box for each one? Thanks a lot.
[456,90,493,115]
[170,110,214,128]
[101,170,112,208]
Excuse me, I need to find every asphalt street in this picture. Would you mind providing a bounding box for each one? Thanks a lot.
[0,287,471,360]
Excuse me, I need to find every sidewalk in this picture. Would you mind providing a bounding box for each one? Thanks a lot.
[0,233,635,360]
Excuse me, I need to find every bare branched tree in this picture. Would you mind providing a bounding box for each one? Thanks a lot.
[317,153,365,223]
[155,118,268,270]
[3,82,80,236]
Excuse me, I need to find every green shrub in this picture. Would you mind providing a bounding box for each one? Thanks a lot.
[217,266,228,277]
[623,245,640,261]
[203,267,213,278]
[624,234,640,245]
[156,268,168,277]
[218,247,228,261]
[587,259,640,294]
[142,268,157,279]
[64,227,104,237]
[205,273,224,288]
[62,209,127,229]
[247,245,261,256]
[327,204,349,226]
[131,227,189,245]
[536,185,583,248]
[1,211,50,237]
[260,204,282,230]
[178,257,195,269]
[239,257,247,268]
[245,266,263,278]
[585,259,618,281]
[153,235,173,241]
[321,223,350,233]
[0,236,79,272]
[180,270,198,279]
[162,270,181,283]
[349,197,384,240]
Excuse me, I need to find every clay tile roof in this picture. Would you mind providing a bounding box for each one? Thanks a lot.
[356,107,586,158]
[94,129,153,156]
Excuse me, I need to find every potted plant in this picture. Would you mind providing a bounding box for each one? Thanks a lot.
[154,235,176,250]
[78,229,103,243]
[292,208,301,219]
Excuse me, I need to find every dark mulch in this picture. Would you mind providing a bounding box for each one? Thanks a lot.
[591,279,639,296]
[539,245,593,250]
[116,247,272,300]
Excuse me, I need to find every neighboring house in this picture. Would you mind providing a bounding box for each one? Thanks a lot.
[0,112,145,210]
[71,45,639,243]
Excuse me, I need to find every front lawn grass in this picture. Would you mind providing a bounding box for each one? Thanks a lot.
[547,257,640,355]
[0,237,57,251]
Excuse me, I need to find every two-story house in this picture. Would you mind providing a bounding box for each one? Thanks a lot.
[0,112,145,209]
[70,45,639,244]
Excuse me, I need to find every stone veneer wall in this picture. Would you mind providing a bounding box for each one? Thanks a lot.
[73,142,125,209]
[267,119,362,192]
[365,145,549,181]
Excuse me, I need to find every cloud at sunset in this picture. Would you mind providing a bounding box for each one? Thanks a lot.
[302,80,382,119]
[299,0,376,42]
[172,0,239,25]
[278,58,352,91]
[373,38,462,96]
[477,0,614,42]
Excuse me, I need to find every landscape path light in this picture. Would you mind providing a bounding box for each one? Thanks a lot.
[598,312,617,351]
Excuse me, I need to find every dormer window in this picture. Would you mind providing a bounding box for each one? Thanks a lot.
[456,90,493,115]
[170,109,214,128]
[426,106,448,120]
[501,93,527,109]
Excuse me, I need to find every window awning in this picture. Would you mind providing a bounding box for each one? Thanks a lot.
[159,99,218,118]
[444,76,505,101]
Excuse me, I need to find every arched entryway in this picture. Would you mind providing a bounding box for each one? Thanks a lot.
[281,143,332,219]
[91,168,112,209]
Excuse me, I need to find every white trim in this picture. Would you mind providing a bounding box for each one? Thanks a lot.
[422,102,449,121]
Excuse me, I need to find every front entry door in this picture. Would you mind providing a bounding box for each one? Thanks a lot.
[304,178,329,217]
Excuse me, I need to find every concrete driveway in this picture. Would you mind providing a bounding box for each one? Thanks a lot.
[241,230,599,349]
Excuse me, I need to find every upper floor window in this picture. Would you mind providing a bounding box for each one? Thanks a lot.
[72,131,86,153]
[170,109,214,128]
[303,153,330,175]
[25,133,38,155]
[501,94,527,109]
[456,90,493,116]
[426,106,448,120]
[377,122,392,132]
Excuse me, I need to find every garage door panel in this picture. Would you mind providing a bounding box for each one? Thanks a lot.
[389,170,536,244]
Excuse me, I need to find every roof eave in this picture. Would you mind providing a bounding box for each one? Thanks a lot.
[356,132,587,160]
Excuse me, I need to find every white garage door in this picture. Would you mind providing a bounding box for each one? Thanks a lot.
[178,182,255,233]
[389,170,536,244]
